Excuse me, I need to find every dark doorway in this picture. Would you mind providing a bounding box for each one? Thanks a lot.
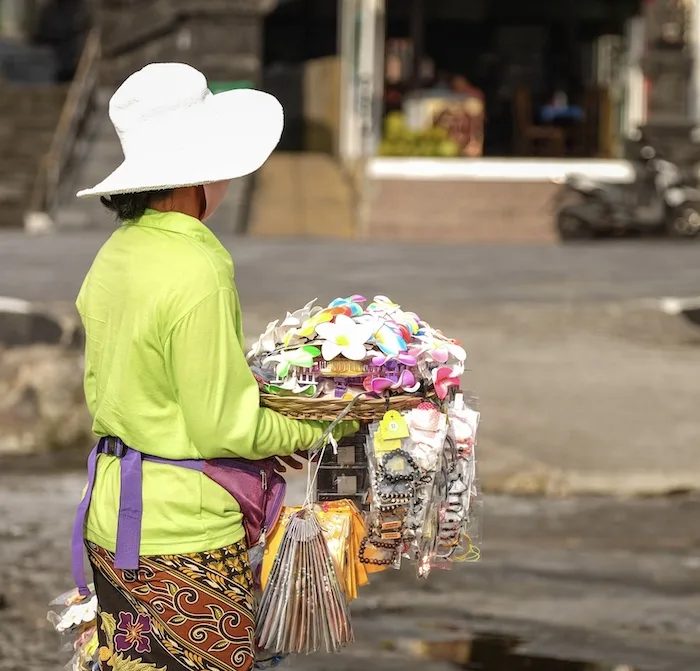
[32,0,91,82]
[262,0,339,151]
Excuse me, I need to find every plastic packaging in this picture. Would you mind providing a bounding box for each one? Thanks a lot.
[429,393,482,570]
[256,507,354,655]
[47,587,99,671]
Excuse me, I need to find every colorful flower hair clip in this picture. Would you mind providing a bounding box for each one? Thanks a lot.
[315,314,375,361]
[371,322,408,357]
[328,295,366,316]
[432,366,461,400]
[297,309,336,338]
[247,320,280,359]
[371,351,417,367]
[280,298,321,328]
[262,345,321,378]
[363,368,419,394]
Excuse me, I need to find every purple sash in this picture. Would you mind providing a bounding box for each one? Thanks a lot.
[72,437,286,596]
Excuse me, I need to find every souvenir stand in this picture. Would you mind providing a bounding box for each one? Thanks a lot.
[48,295,481,671]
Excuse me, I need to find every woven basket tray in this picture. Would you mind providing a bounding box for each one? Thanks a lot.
[260,393,428,422]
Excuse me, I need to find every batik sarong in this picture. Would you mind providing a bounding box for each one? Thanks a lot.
[87,540,255,671]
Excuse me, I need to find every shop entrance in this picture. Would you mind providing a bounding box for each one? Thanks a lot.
[376,0,643,160]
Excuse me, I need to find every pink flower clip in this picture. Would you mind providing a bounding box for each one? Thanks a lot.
[432,366,461,400]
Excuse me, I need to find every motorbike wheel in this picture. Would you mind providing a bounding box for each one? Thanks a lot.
[668,205,700,239]
[556,209,594,241]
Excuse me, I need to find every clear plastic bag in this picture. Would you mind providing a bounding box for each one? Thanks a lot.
[360,407,454,574]
[427,393,482,570]
[47,587,97,638]
[47,586,99,671]
[362,420,404,569]
[65,626,99,671]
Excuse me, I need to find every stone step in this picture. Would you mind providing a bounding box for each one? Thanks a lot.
[0,84,66,228]
[0,205,26,228]
[0,43,59,83]
[249,152,355,238]
[0,173,34,189]
[0,146,54,162]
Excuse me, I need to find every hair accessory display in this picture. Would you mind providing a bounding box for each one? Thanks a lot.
[248,296,467,406]
[51,295,482,668]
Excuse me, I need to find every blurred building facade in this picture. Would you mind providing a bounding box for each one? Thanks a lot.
[1,0,278,234]
[4,0,700,243]
[334,0,700,242]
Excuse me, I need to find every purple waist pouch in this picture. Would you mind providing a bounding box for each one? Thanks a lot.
[72,437,286,596]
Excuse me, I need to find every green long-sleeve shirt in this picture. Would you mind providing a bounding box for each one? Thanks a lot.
[76,209,329,555]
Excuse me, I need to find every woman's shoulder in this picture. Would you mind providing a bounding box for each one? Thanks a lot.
[116,220,233,290]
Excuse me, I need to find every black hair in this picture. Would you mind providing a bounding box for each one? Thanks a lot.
[100,189,174,222]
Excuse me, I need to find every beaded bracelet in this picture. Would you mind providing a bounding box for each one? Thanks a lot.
[358,536,399,566]
[378,449,420,483]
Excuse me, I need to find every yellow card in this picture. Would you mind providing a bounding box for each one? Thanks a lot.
[373,432,399,455]
[379,410,409,440]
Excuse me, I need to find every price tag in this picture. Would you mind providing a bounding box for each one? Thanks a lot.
[373,410,408,454]
[379,410,409,440]
[373,433,395,455]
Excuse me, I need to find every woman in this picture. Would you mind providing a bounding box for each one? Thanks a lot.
[73,63,357,671]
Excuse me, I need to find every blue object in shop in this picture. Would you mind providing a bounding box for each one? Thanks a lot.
[540,105,585,124]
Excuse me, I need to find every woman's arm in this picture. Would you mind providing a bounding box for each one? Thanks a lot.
[165,286,352,460]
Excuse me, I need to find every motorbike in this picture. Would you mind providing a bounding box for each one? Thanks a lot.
[552,144,700,241]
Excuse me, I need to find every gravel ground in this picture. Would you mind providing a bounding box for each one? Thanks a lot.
[2,468,700,671]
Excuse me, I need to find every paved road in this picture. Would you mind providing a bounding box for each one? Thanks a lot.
[2,231,700,308]
[4,231,700,497]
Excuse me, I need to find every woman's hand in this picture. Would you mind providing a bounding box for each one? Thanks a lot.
[271,420,360,473]
[332,420,361,440]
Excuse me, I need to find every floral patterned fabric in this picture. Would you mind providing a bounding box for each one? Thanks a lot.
[87,540,255,671]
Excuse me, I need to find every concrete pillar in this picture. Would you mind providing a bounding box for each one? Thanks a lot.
[624,16,647,137]
[338,0,385,163]
[338,0,359,165]
[357,0,385,157]
[691,0,700,122]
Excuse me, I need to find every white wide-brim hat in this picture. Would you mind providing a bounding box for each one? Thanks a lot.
[77,62,284,198]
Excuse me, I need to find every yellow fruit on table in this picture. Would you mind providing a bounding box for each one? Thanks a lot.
[438,139,461,157]
[426,126,449,141]
[379,140,395,156]
[384,111,406,140]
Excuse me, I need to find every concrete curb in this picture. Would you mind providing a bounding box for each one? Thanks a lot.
[480,458,700,497]
[0,297,83,349]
